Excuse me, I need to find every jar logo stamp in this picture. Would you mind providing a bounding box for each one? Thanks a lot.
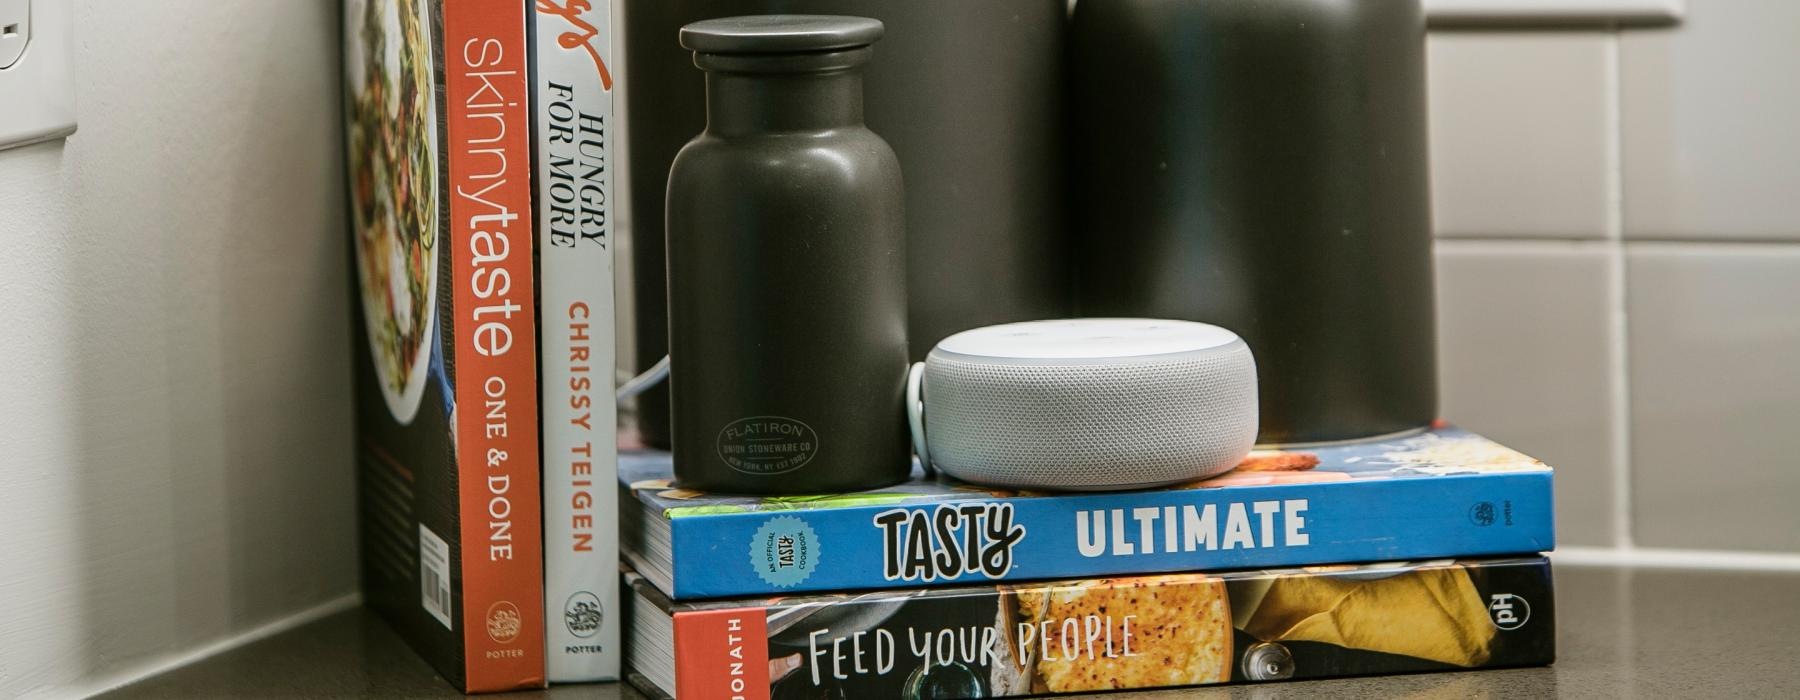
[717,416,819,475]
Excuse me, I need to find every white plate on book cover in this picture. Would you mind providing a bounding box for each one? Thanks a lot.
[346,0,440,424]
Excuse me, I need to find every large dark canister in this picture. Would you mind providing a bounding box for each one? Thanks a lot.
[1071,0,1438,444]
[626,0,1069,448]
[666,16,910,494]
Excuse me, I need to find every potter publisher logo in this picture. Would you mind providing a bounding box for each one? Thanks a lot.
[563,591,603,639]
[486,601,523,643]
[717,416,819,475]
[1470,500,1514,527]
[1470,501,1497,527]
[1488,593,1530,631]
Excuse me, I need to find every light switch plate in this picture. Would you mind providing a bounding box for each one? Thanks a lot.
[0,0,76,152]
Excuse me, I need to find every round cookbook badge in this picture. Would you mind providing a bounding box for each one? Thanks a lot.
[750,516,820,588]
[717,416,819,475]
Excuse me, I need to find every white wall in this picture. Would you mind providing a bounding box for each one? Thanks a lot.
[0,2,356,697]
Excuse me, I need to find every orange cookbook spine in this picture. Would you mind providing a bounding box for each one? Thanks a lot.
[443,0,545,691]
[675,608,773,699]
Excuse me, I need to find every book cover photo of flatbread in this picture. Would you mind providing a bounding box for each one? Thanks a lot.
[997,574,1233,694]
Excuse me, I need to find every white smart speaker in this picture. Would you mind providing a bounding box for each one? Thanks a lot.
[907,319,1259,491]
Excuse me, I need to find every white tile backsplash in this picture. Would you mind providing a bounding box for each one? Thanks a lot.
[1429,32,1614,239]
[1626,245,1800,551]
[1427,0,1800,556]
[1622,0,1800,240]
[1436,242,1620,546]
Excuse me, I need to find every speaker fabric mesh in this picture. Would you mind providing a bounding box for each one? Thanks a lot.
[923,340,1258,490]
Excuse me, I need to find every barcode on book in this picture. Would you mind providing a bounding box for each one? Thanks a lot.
[418,524,453,630]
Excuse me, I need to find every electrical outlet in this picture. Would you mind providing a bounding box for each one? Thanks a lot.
[0,0,76,152]
[0,0,27,69]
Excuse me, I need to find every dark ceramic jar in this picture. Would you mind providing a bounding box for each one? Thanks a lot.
[1071,0,1438,445]
[666,15,909,494]
[625,1,1070,448]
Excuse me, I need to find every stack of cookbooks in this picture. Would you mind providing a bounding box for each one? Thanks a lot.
[343,0,619,691]
[618,423,1556,698]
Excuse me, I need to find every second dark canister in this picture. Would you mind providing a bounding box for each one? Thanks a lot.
[666,16,910,494]
[1071,0,1439,445]
[626,0,1070,448]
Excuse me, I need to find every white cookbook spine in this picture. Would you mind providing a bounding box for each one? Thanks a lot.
[532,0,619,682]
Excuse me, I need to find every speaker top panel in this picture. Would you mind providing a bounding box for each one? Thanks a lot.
[931,318,1242,363]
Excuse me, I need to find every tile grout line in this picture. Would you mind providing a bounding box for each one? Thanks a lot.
[1602,29,1639,665]
[1439,236,1800,247]
[1433,237,1615,253]
[1554,545,1800,572]
[1603,25,1637,552]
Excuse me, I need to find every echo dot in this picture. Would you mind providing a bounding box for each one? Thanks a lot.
[909,319,1259,491]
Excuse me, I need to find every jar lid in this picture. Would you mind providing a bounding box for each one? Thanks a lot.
[679,15,883,54]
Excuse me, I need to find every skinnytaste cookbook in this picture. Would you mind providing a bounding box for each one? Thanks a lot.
[345,0,544,690]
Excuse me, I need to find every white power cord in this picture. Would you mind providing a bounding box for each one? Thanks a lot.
[615,354,670,403]
[907,362,932,475]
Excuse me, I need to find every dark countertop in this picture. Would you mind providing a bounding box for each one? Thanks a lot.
[103,564,1800,698]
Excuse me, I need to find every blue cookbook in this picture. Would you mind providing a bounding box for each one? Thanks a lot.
[621,426,1554,599]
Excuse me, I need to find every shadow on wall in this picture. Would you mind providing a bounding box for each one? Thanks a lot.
[51,0,356,690]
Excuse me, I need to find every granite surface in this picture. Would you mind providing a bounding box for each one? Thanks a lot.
[102,564,1800,698]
